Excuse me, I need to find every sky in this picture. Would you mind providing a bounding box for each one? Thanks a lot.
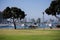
[0,0,56,21]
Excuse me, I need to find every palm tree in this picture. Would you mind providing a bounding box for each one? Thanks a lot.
[3,7,26,29]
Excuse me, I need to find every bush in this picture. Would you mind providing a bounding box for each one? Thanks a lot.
[56,25,60,28]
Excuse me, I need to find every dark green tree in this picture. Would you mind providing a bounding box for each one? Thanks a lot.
[45,0,60,28]
[3,7,26,29]
[45,0,60,16]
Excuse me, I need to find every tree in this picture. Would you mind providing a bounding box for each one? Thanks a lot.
[45,0,60,28]
[3,7,26,29]
[45,0,60,16]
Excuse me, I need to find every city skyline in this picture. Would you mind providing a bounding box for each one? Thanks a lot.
[0,0,56,20]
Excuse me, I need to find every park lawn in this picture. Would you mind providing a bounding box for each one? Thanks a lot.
[0,29,60,40]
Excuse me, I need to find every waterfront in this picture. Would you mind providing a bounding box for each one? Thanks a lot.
[0,22,57,29]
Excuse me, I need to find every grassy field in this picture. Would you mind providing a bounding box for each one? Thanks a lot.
[0,29,60,40]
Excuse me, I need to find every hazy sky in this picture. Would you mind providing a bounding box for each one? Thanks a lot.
[0,0,56,20]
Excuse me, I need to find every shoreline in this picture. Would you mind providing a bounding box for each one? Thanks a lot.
[0,28,60,30]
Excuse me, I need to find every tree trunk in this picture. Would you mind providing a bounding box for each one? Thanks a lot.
[13,18,16,29]
[55,16,60,21]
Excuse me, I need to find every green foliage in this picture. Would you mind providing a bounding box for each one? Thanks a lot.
[2,7,26,29]
[45,0,60,16]
[3,7,26,20]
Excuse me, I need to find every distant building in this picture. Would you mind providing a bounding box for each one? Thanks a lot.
[36,18,41,23]
[0,11,3,23]
[31,18,35,23]
[36,18,41,26]
[0,11,7,24]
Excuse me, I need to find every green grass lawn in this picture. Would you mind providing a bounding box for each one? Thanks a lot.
[0,29,60,40]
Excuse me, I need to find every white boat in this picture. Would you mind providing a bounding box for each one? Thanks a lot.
[0,24,9,26]
[10,24,14,27]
